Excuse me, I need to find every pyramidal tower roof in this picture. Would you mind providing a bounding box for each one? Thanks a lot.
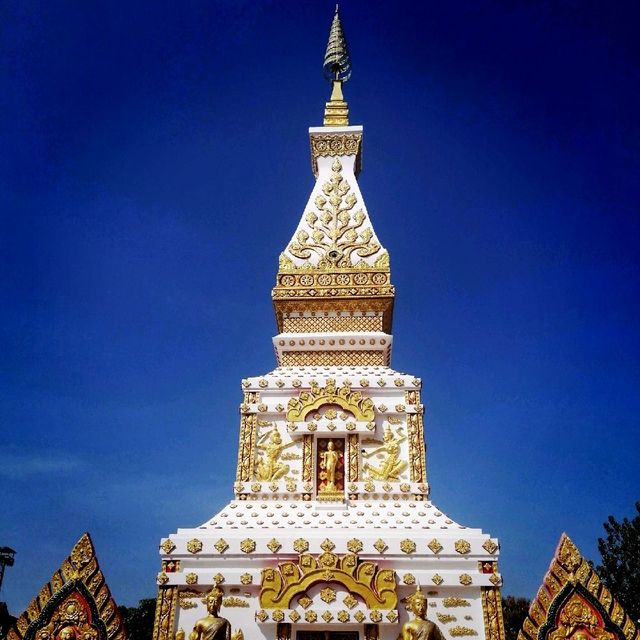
[272,8,394,362]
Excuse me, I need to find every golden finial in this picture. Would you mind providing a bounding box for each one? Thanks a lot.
[323,5,351,126]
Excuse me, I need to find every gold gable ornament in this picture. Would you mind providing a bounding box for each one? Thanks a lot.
[7,533,126,640]
[517,533,639,640]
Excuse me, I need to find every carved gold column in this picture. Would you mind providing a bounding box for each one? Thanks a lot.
[407,413,426,482]
[152,587,178,640]
[302,435,313,482]
[236,392,258,482]
[347,433,359,481]
[481,588,506,640]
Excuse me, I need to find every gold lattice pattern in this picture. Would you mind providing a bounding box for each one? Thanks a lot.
[281,350,386,367]
[282,314,383,333]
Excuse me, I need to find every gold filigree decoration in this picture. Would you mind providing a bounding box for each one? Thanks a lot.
[185,573,197,585]
[450,627,478,637]
[354,611,366,623]
[240,573,252,585]
[256,610,268,622]
[286,378,374,422]
[455,540,471,555]
[267,538,282,553]
[289,611,300,622]
[298,595,313,609]
[432,574,444,586]
[259,552,397,610]
[222,597,250,608]
[286,158,380,268]
[483,539,499,554]
[489,574,501,586]
[403,574,416,585]
[428,539,443,554]
[271,609,284,622]
[304,611,317,623]
[186,539,202,554]
[517,533,639,640]
[438,614,457,624]
[7,533,127,640]
[370,611,383,623]
[460,574,473,586]
[160,539,176,554]
[400,539,417,554]
[337,610,350,623]
[214,539,229,554]
[322,611,334,623]
[387,611,399,622]
[343,594,358,609]
[240,539,256,554]
[444,598,471,608]
[157,572,169,585]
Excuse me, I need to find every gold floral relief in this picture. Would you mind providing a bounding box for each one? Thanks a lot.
[286,158,380,268]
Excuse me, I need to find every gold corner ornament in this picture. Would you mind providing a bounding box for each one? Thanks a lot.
[518,533,639,640]
[259,552,397,610]
[8,534,126,640]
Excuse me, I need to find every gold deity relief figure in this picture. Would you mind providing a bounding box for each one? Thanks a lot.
[363,424,408,481]
[254,428,295,481]
[189,587,243,640]
[399,586,445,640]
[317,438,345,495]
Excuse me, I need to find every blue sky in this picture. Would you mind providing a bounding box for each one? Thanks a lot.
[1,0,639,612]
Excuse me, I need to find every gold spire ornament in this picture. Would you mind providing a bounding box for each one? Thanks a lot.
[323,5,351,126]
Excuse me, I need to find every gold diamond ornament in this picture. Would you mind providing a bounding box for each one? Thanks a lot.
[482,539,499,554]
[373,539,388,553]
[267,538,281,553]
[159,539,176,554]
[428,539,443,554]
[214,538,229,553]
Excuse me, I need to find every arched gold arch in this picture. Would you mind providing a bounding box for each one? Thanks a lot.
[259,552,396,610]
[286,378,375,422]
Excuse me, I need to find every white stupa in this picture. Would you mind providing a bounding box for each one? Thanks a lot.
[152,9,505,640]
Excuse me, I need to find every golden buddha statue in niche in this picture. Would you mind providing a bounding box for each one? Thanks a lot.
[319,439,340,491]
[255,429,295,481]
[189,586,230,640]
[363,424,408,481]
[399,586,445,640]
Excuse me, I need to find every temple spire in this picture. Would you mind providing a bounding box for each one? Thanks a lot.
[323,5,351,126]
